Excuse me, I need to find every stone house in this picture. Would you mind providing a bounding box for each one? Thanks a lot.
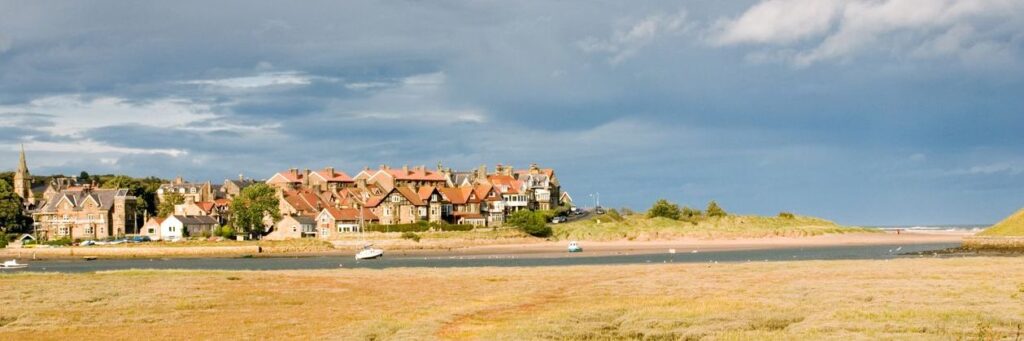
[315,207,378,239]
[265,215,317,240]
[365,187,424,225]
[140,217,166,240]
[32,186,137,240]
[157,177,216,204]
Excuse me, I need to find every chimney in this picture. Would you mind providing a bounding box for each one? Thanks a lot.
[356,178,367,189]
[379,164,386,170]
[238,173,244,182]
[478,165,487,179]
[325,167,335,176]
[437,161,444,172]
[402,165,409,173]
[174,176,184,185]
[364,166,370,171]
[289,168,299,178]
[303,169,311,183]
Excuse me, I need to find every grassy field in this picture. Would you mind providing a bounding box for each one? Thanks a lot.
[1,257,1022,340]
[553,214,877,241]
[979,208,1024,236]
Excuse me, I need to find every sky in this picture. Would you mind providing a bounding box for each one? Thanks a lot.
[0,0,1022,225]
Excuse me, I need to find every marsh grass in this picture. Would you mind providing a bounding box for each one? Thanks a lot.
[1,258,1022,340]
[553,214,876,241]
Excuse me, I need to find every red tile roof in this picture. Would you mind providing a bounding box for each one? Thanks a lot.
[417,186,439,201]
[196,201,216,214]
[323,207,378,221]
[313,168,354,182]
[383,168,446,181]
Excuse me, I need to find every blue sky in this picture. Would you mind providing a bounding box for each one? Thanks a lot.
[1,0,1022,225]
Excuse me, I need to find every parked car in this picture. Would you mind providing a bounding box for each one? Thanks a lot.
[131,236,152,243]
[79,240,96,246]
[594,206,606,215]
[551,216,565,224]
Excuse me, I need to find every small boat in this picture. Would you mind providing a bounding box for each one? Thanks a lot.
[83,256,98,261]
[355,244,384,260]
[1,259,28,270]
[567,241,583,253]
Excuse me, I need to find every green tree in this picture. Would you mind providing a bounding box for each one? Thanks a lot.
[706,200,727,218]
[647,199,681,220]
[0,179,29,233]
[157,192,184,218]
[507,210,552,238]
[79,171,91,183]
[230,183,280,238]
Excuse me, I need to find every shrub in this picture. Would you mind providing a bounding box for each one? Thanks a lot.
[218,226,236,239]
[507,210,552,238]
[647,199,681,220]
[706,200,727,218]
[46,238,73,246]
[0,238,6,248]
[432,222,473,231]
[604,209,624,222]
[778,212,796,219]
[620,207,635,216]
[365,221,431,233]
[400,231,421,242]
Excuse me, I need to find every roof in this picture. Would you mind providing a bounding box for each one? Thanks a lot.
[395,187,425,205]
[196,201,216,214]
[322,207,378,221]
[417,186,440,201]
[145,217,166,225]
[283,189,328,213]
[37,188,132,213]
[438,187,478,204]
[487,175,522,194]
[312,168,354,182]
[453,212,484,219]
[383,168,446,181]
[286,215,316,225]
[170,215,219,225]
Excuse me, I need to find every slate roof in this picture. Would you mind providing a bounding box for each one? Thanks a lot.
[38,188,132,213]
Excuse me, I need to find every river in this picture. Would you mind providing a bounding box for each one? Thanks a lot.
[4,242,963,273]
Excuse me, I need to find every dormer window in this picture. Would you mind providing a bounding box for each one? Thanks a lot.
[190,188,197,194]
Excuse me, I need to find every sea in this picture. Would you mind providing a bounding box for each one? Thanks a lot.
[868,224,987,233]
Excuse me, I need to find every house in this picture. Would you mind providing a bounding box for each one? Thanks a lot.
[560,191,574,208]
[220,175,258,199]
[265,215,317,241]
[515,164,561,210]
[140,217,166,240]
[160,215,220,241]
[475,184,506,226]
[315,207,378,239]
[157,177,217,204]
[32,185,137,240]
[489,174,528,213]
[417,186,447,223]
[174,199,216,217]
[266,168,309,190]
[278,188,330,217]
[438,186,483,225]
[365,187,424,225]
[307,167,354,191]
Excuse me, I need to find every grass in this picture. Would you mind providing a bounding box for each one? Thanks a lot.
[1,258,1023,339]
[553,214,877,241]
[979,208,1024,237]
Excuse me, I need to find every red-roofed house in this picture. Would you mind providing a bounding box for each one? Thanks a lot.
[354,165,447,191]
[308,167,354,191]
[316,207,378,239]
[365,186,425,225]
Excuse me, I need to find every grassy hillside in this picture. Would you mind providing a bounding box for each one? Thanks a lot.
[978,208,1024,236]
[553,213,876,241]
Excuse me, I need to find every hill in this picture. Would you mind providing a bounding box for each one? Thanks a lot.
[978,208,1024,236]
[552,213,876,241]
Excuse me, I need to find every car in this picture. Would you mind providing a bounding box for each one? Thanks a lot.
[594,206,606,215]
[79,240,96,246]
[131,236,152,243]
[551,216,565,224]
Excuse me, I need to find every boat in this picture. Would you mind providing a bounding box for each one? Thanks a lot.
[83,256,98,261]
[353,203,384,260]
[567,241,583,253]
[355,244,384,260]
[1,259,28,270]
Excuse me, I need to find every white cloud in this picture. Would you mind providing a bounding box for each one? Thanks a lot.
[181,71,326,89]
[578,10,689,65]
[712,0,842,45]
[712,0,1024,66]
[0,95,215,137]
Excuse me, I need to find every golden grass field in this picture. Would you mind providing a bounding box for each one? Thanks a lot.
[2,257,1023,340]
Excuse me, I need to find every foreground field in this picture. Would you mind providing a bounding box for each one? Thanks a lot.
[2,258,1022,340]
[554,214,877,241]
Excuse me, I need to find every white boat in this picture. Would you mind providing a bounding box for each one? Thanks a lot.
[355,244,384,260]
[567,241,583,253]
[0,259,28,270]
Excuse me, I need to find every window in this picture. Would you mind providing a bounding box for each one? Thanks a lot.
[58,227,69,235]
[85,226,94,234]
[391,195,401,203]
[292,226,298,233]
[148,228,155,234]
[190,188,197,194]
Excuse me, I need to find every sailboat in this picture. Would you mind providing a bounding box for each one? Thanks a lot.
[1,259,28,270]
[354,203,384,260]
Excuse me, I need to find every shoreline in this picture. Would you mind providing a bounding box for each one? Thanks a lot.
[0,231,969,260]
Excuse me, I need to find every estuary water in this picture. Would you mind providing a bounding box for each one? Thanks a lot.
[10,242,961,273]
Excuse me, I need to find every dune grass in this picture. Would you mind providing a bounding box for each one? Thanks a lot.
[1,258,1022,340]
[553,214,877,241]
[979,208,1024,237]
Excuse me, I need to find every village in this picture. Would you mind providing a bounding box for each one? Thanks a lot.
[7,146,572,243]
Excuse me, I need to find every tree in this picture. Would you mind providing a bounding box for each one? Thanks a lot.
[647,199,681,220]
[79,171,91,183]
[0,179,29,233]
[230,184,280,238]
[706,200,727,218]
[102,175,161,217]
[157,192,184,218]
[507,210,552,238]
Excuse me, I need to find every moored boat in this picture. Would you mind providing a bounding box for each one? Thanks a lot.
[1,259,28,270]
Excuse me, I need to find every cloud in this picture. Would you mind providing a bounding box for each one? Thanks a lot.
[578,10,689,64]
[712,0,1024,66]
[181,71,326,89]
[0,32,10,54]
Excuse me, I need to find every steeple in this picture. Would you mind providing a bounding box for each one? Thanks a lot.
[13,144,34,205]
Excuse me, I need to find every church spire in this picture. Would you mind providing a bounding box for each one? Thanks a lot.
[17,144,28,174]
